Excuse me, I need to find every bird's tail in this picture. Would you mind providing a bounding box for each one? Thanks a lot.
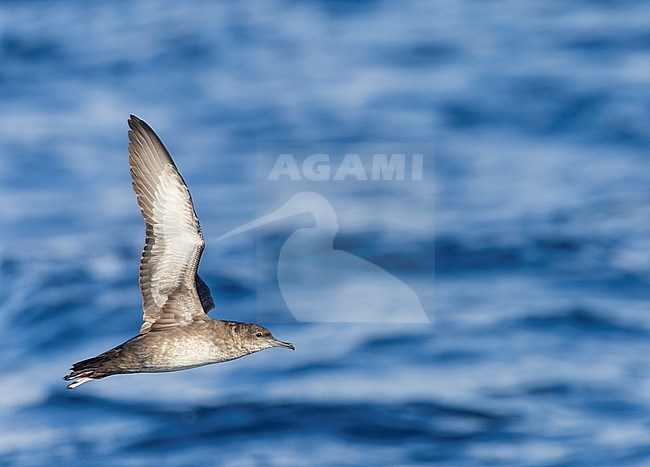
[64,345,125,389]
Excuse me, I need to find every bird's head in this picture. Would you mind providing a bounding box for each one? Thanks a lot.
[232,322,295,354]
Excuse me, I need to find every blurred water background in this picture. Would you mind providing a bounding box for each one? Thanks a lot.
[2,0,650,465]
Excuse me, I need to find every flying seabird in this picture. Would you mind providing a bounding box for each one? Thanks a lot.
[64,115,294,389]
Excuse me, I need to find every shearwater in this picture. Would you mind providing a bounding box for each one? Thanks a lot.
[64,116,295,389]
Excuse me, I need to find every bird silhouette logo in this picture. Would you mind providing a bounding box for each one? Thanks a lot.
[217,191,430,323]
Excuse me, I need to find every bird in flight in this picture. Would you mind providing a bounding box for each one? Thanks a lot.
[64,116,294,389]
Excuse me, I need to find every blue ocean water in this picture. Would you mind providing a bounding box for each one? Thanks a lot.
[2,0,650,465]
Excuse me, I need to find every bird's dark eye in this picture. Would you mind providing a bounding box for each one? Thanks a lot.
[255,332,263,337]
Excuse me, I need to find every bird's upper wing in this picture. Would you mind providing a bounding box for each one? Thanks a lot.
[128,115,215,334]
[195,274,215,312]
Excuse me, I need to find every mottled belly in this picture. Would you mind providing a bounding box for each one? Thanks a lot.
[124,333,228,373]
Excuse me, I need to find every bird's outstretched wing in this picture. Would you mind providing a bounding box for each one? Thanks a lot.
[128,115,215,333]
